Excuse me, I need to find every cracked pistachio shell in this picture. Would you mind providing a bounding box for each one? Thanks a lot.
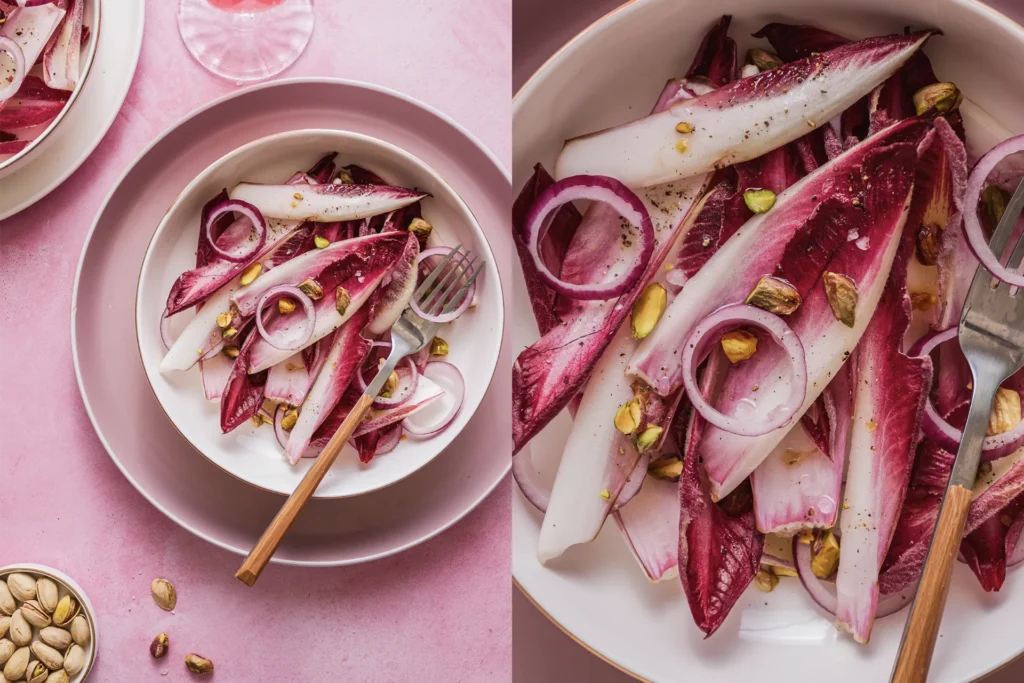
[3,646,29,681]
[35,578,59,614]
[70,615,90,646]
[20,601,51,629]
[39,626,72,650]
[51,595,78,627]
[9,610,32,647]
[63,644,85,677]
[30,641,63,671]
[27,660,49,683]
[0,583,14,616]
[6,573,36,602]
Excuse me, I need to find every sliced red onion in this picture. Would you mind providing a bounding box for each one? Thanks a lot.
[402,361,465,436]
[910,327,1024,461]
[0,37,26,103]
[409,247,477,324]
[512,454,550,512]
[359,358,419,408]
[524,175,654,300]
[273,403,289,450]
[159,315,175,350]
[374,424,403,456]
[255,285,316,352]
[204,199,267,263]
[793,537,916,618]
[681,304,807,437]
[963,135,1024,288]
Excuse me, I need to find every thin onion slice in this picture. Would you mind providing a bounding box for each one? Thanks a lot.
[204,199,268,263]
[963,135,1024,287]
[681,304,807,437]
[355,340,420,408]
[0,37,26,103]
[273,403,289,450]
[512,454,550,512]
[255,285,316,352]
[159,315,175,350]
[409,247,477,324]
[402,361,465,436]
[793,537,916,618]
[909,327,1024,461]
[524,175,654,300]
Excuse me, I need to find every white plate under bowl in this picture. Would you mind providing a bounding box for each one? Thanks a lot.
[0,0,142,219]
[137,129,502,499]
[0,0,100,174]
[513,0,1024,682]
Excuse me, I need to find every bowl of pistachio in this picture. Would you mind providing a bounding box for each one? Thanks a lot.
[0,566,96,683]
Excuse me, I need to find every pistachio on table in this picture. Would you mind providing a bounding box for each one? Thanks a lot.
[9,609,32,646]
[39,626,72,650]
[26,660,49,683]
[7,573,37,602]
[20,601,51,629]
[63,644,86,677]
[35,579,59,614]
[3,645,29,681]
[150,633,169,659]
[30,640,64,671]
[70,615,90,647]
[151,578,177,611]
[185,653,214,675]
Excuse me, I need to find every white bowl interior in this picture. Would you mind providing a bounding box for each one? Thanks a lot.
[137,129,502,499]
[0,564,98,682]
[0,0,101,175]
[513,1,1024,682]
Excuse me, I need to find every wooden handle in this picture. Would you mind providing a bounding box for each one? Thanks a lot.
[236,393,375,586]
[891,484,973,683]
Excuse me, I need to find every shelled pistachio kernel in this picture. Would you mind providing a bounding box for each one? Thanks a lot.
[51,595,78,627]
[185,653,214,674]
[151,633,169,659]
[408,217,433,243]
[239,262,262,286]
[151,578,177,611]
[314,235,331,249]
[277,298,297,315]
[430,337,449,356]
[215,311,232,329]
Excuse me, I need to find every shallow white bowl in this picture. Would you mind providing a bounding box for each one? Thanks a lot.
[137,129,502,499]
[513,1,1024,681]
[0,0,101,174]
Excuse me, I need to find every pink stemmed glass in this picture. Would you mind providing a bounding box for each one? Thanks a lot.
[178,0,314,83]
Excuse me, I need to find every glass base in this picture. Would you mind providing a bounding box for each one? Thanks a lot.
[177,0,314,83]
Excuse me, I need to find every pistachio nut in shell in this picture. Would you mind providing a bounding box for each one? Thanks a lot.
[51,595,78,627]
[0,616,9,639]
[46,670,69,683]
[27,660,48,683]
[30,641,63,670]
[9,610,32,647]
[63,645,85,677]
[150,633,169,659]
[185,653,214,674]
[151,578,177,611]
[0,582,14,616]
[3,646,29,681]
[20,601,51,628]
[35,578,58,614]
[6,573,36,602]
[70,615,90,646]
[39,626,72,650]
[0,638,14,666]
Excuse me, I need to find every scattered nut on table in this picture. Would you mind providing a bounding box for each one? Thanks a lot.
[185,653,214,675]
[150,633,169,659]
[150,578,177,611]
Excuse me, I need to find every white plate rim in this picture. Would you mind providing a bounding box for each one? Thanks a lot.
[71,76,511,566]
[0,0,143,219]
[510,0,1024,680]
[134,126,503,500]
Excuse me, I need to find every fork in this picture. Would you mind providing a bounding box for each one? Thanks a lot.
[892,180,1024,682]
[236,245,484,586]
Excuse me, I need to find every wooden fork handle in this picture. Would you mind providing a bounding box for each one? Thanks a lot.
[236,393,375,586]
[891,484,973,683]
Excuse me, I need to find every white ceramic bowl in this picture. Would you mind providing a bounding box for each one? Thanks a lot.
[0,0,101,175]
[137,129,503,499]
[0,564,98,682]
[513,1,1024,681]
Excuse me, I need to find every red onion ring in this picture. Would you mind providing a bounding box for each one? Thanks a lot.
[402,361,465,436]
[964,135,1024,288]
[159,315,175,350]
[355,341,420,408]
[409,247,477,324]
[792,537,916,618]
[512,454,550,512]
[0,37,26,103]
[524,175,654,300]
[273,403,289,450]
[255,285,316,352]
[681,304,807,437]
[909,327,1024,461]
[204,199,267,264]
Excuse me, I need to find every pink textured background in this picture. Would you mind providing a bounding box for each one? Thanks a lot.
[0,1,510,682]
[511,0,1024,681]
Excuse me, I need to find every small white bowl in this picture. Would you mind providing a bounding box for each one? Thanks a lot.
[0,564,98,682]
[136,129,503,499]
[0,0,101,175]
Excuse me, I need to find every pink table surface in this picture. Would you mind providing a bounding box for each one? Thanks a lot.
[511,0,1024,681]
[0,1,510,681]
